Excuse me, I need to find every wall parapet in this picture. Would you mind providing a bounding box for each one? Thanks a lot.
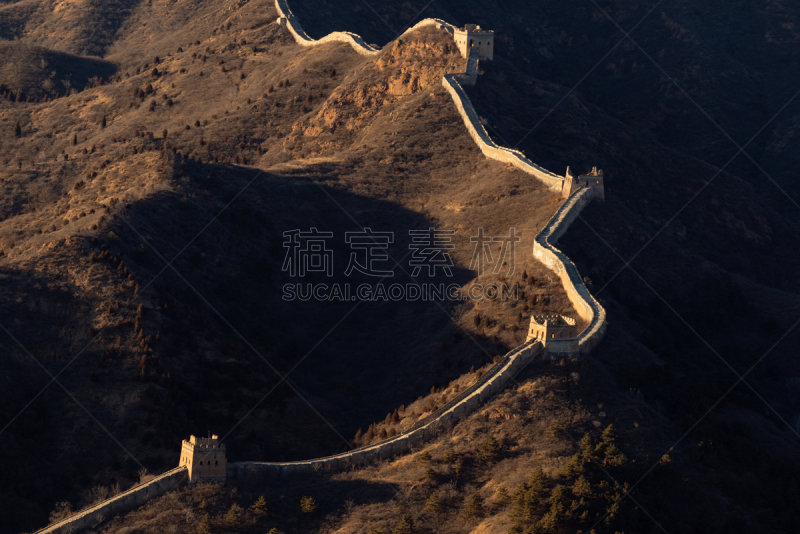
[441,73,564,191]
[275,0,455,56]
[273,0,566,193]
[31,466,188,534]
[228,340,544,477]
[533,187,607,354]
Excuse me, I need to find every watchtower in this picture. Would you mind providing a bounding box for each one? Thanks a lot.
[562,166,604,200]
[179,434,227,483]
[526,314,578,354]
[453,24,494,60]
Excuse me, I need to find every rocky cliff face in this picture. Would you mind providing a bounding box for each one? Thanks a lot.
[299,29,462,145]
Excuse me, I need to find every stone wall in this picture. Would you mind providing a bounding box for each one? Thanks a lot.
[273,0,566,193]
[533,187,607,354]
[28,7,610,532]
[227,341,544,477]
[31,467,188,534]
[275,0,455,56]
[440,73,565,192]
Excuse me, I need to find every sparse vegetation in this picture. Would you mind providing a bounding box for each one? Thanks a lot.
[299,496,317,514]
[3,5,799,534]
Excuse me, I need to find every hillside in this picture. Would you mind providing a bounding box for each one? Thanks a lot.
[1,1,582,532]
[3,1,800,534]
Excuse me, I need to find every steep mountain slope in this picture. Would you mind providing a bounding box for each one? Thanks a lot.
[278,2,800,533]
[289,0,800,213]
[3,0,800,533]
[1,2,584,532]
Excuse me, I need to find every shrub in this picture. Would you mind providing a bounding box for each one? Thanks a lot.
[460,492,485,523]
[441,448,458,464]
[417,451,431,464]
[252,495,268,513]
[300,496,318,514]
[48,501,74,523]
[225,505,241,530]
[477,436,502,463]
[393,514,416,534]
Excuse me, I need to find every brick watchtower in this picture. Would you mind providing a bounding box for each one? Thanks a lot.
[562,166,605,200]
[453,24,494,60]
[180,434,227,483]
[526,314,578,354]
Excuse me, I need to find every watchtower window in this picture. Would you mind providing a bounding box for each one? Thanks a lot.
[215,460,218,465]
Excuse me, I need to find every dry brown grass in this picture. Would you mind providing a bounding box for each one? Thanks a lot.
[0,9,586,533]
[91,356,683,534]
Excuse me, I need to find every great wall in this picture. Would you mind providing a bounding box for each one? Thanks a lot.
[31,2,607,532]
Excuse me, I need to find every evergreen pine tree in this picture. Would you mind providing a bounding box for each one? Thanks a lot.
[424,492,443,514]
[477,436,502,462]
[101,114,107,128]
[252,495,268,513]
[441,448,458,464]
[300,496,318,514]
[460,493,485,523]
[13,120,21,138]
[493,486,510,508]
[225,506,241,530]
[393,514,416,534]
[197,513,212,533]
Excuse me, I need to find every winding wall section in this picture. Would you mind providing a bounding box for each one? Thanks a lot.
[32,467,188,534]
[30,6,609,532]
[273,0,604,350]
[534,187,606,354]
[228,340,544,477]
